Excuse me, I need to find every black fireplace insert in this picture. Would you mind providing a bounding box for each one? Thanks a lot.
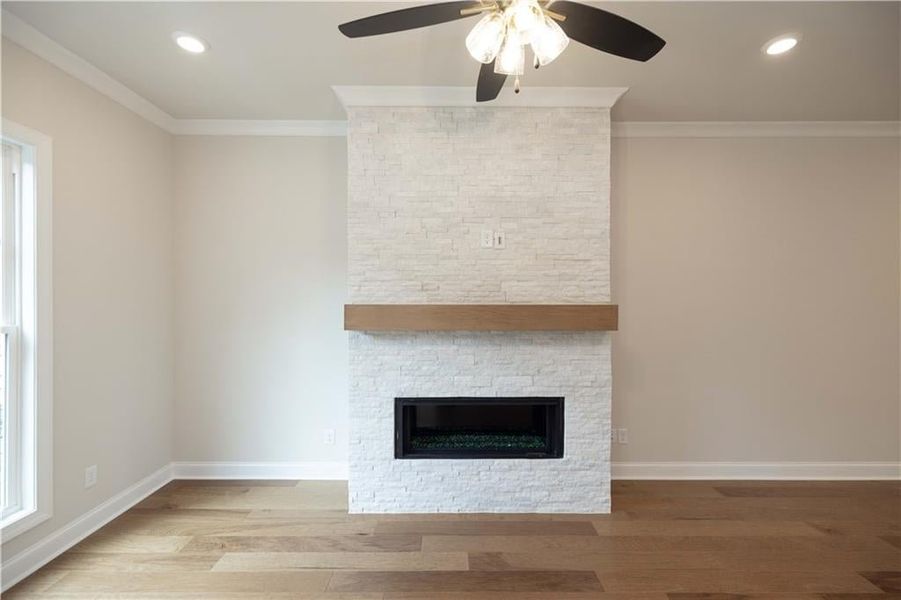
[395,397,564,459]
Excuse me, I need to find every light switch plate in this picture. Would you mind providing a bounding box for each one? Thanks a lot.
[480,229,494,248]
[494,230,506,249]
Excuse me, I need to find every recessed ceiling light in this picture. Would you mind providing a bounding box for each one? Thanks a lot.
[764,34,799,56]
[172,32,207,54]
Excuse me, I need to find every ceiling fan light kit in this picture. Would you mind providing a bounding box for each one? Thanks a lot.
[531,15,570,66]
[495,29,526,76]
[465,0,571,88]
[338,0,666,102]
[465,11,505,64]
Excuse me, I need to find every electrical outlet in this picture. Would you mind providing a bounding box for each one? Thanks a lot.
[323,429,336,445]
[617,428,629,444]
[494,230,506,249]
[480,229,494,249]
[84,465,98,489]
[610,427,617,443]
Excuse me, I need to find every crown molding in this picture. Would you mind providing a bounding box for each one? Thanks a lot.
[1,14,346,137]
[333,85,629,109]
[1,10,177,132]
[172,119,901,138]
[172,119,347,136]
[4,12,897,139]
[612,120,901,138]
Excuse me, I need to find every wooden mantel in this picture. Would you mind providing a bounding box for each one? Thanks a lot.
[344,304,618,332]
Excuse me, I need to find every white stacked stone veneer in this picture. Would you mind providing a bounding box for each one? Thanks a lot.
[347,106,613,513]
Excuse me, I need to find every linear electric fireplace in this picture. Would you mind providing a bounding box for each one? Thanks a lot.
[395,397,564,459]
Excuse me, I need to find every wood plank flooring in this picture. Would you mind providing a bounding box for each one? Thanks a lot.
[5,480,900,599]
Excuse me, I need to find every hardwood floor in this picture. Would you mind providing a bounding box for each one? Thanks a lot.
[5,480,900,598]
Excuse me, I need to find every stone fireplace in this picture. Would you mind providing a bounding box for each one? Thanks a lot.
[341,88,620,513]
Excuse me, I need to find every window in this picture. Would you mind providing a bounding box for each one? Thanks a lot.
[0,120,52,541]
[1,141,23,521]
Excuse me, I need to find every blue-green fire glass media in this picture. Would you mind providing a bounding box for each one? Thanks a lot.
[395,397,564,459]
[411,431,547,451]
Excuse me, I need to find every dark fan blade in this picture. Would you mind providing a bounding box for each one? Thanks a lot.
[551,1,665,61]
[339,1,483,37]
[476,61,506,102]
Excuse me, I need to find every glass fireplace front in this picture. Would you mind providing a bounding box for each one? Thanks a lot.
[395,397,564,459]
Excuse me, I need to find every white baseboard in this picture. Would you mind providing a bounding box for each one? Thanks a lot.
[170,461,349,480]
[175,460,901,481]
[612,461,901,480]
[2,458,897,592]
[0,460,345,592]
[0,463,172,592]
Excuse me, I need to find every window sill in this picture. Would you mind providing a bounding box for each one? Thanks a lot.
[1,507,50,542]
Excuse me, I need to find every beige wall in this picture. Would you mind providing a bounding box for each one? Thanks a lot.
[172,134,900,466]
[611,136,900,462]
[173,136,347,463]
[1,40,174,556]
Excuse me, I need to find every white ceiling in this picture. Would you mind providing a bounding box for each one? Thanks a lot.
[4,1,899,121]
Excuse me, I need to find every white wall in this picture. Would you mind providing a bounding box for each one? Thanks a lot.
[173,136,347,463]
[1,40,174,557]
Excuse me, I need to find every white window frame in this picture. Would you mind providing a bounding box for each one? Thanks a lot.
[0,120,53,542]
[1,141,23,522]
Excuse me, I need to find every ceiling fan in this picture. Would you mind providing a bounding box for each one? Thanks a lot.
[338,0,665,102]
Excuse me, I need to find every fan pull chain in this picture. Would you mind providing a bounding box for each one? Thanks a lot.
[514,75,521,94]
[534,54,540,69]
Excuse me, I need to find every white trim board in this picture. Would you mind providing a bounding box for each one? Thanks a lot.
[4,12,897,138]
[612,461,901,480]
[161,119,901,138]
[177,461,900,481]
[0,464,172,593]
[332,85,629,108]
[612,120,901,138]
[2,13,898,138]
[0,119,55,544]
[170,461,349,480]
[172,119,347,137]
[0,461,346,592]
[170,119,901,138]
[1,11,176,132]
[2,459,898,591]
